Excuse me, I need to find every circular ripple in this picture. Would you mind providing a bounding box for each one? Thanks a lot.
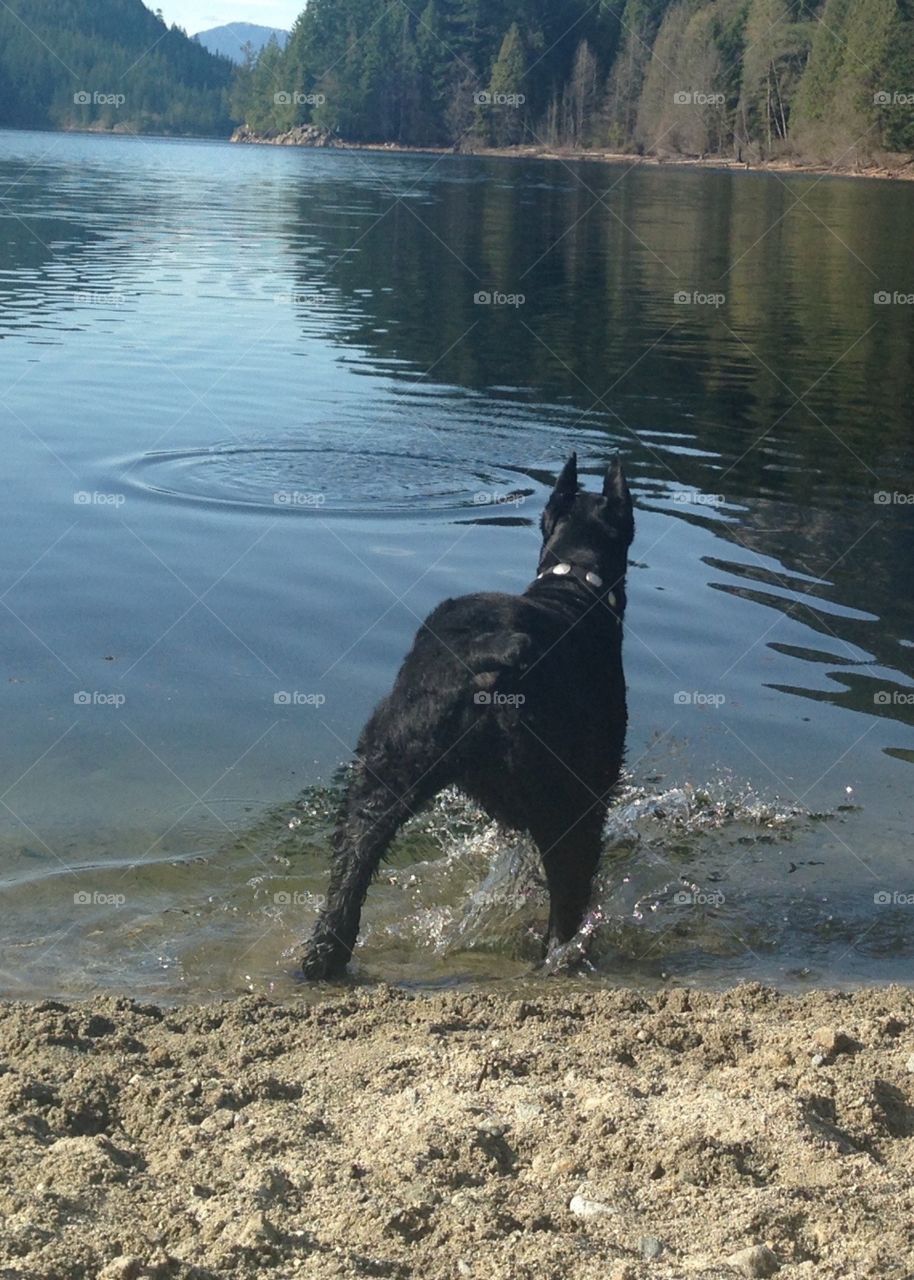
[117,444,536,516]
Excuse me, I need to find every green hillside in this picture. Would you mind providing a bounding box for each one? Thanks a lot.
[0,0,234,136]
[233,0,914,160]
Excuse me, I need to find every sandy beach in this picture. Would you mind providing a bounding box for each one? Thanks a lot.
[2,983,913,1278]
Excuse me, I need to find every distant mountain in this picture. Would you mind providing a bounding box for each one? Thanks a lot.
[0,0,235,136]
[195,22,288,64]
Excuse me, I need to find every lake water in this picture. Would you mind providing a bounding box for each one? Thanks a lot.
[1,128,913,999]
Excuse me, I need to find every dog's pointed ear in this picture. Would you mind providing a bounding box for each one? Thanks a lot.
[552,452,578,502]
[603,454,629,504]
[603,454,635,542]
[541,452,578,538]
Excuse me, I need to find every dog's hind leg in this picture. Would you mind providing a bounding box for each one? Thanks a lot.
[300,760,435,980]
[532,807,605,961]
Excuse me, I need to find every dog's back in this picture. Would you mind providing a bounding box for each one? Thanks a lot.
[373,586,626,828]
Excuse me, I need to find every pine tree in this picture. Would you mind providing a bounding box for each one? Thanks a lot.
[879,10,914,150]
[603,0,672,149]
[793,0,898,161]
[415,1,454,143]
[483,22,527,145]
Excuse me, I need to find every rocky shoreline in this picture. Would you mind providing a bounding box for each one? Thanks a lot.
[230,126,914,182]
[232,124,339,149]
[1,982,913,1278]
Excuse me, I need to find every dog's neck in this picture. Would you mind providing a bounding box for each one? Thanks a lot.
[528,560,625,622]
[536,560,612,595]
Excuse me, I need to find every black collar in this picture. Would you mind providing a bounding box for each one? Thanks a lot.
[534,560,619,608]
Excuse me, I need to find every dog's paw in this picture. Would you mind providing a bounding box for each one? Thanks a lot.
[540,937,595,977]
[300,939,349,981]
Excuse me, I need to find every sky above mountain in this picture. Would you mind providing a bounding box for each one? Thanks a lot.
[158,1,299,35]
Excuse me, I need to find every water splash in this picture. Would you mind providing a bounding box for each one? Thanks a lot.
[267,774,816,983]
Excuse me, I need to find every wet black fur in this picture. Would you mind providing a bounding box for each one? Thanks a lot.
[301,453,635,979]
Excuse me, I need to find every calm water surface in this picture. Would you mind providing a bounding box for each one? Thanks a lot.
[1,129,913,998]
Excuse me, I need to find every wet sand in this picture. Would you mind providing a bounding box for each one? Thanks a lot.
[2,982,913,1278]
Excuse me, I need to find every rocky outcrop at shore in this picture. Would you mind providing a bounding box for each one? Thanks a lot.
[231,123,336,147]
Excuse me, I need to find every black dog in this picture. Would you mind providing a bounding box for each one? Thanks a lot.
[301,453,634,978]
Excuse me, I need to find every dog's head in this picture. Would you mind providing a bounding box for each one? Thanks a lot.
[538,453,634,587]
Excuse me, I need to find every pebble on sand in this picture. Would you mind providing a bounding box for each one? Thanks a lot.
[569,1193,613,1220]
[726,1243,781,1276]
[98,1260,143,1280]
[640,1234,664,1260]
[813,1026,855,1057]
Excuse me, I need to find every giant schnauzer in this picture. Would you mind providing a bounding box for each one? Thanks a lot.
[301,453,634,978]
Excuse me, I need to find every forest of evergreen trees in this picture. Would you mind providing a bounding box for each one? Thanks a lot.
[233,0,914,161]
[0,0,911,157]
[0,0,234,136]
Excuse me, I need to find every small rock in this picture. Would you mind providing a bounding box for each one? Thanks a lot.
[726,1244,780,1277]
[231,1211,279,1248]
[905,1053,914,1074]
[813,1026,854,1057]
[98,1260,142,1280]
[640,1235,664,1260]
[569,1193,612,1220]
[199,1108,235,1134]
[810,1053,827,1067]
[450,1189,481,1211]
[457,1263,472,1278]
